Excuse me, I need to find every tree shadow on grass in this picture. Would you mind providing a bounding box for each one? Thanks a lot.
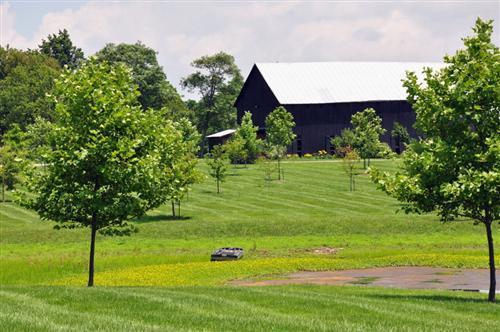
[366,293,494,304]
[0,199,14,203]
[135,214,192,223]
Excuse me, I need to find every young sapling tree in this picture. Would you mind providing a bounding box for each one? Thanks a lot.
[341,147,360,191]
[265,106,296,180]
[207,144,228,194]
[351,108,386,168]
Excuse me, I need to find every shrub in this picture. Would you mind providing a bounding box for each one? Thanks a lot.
[376,142,396,159]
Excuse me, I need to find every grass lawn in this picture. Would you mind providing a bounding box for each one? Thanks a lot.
[1,159,498,330]
[2,285,498,332]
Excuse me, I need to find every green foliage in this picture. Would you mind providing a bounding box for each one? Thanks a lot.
[0,125,30,201]
[391,122,410,151]
[181,52,243,148]
[0,47,60,136]
[371,18,499,302]
[376,142,396,159]
[265,106,296,149]
[265,106,296,180]
[39,29,84,69]
[341,147,360,191]
[373,19,499,223]
[206,144,228,193]
[257,156,277,182]
[224,136,248,165]
[23,117,55,162]
[0,145,18,192]
[22,58,175,230]
[330,128,356,157]
[95,42,188,117]
[166,119,204,216]
[351,108,386,167]
[227,111,260,164]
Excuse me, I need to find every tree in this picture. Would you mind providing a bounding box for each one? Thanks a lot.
[95,42,188,118]
[371,18,499,302]
[224,136,248,166]
[39,29,84,69]
[238,111,260,164]
[0,145,19,202]
[391,122,410,154]
[265,106,296,180]
[331,128,356,157]
[0,47,60,136]
[21,59,181,286]
[181,52,243,150]
[167,118,203,217]
[351,108,386,168]
[341,147,360,192]
[24,117,55,163]
[207,144,228,193]
[0,125,29,202]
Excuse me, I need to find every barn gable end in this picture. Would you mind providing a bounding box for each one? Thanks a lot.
[235,65,280,129]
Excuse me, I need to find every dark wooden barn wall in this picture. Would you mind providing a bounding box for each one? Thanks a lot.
[235,65,280,128]
[285,101,416,154]
[235,66,417,154]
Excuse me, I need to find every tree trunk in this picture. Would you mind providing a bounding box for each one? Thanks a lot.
[485,221,496,302]
[171,201,176,217]
[177,201,181,217]
[217,179,220,194]
[87,219,97,287]
[363,159,367,169]
[278,158,281,180]
[1,180,4,202]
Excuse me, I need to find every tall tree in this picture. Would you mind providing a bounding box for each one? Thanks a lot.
[265,106,296,180]
[371,18,499,302]
[39,29,84,69]
[95,42,188,118]
[181,52,243,150]
[21,59,181,286]
[0,47,60,136]
[351,108,386,168]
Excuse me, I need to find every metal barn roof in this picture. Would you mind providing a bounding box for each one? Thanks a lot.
[255,62,444,104]
[206,129,236,138]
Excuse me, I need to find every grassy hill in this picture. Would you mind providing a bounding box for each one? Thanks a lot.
[1,159,498,330]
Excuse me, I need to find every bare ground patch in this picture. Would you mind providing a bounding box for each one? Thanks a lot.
[231,267,499,293]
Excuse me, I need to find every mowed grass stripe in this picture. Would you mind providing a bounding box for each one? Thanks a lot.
[1,284,497,332]
[102,287,331,331]
[250,287,499,330]
[0,289,177,332]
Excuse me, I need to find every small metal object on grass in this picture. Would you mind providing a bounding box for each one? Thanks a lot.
[211,247,244,261]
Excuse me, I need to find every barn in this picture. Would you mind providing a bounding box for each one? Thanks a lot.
[234,62,443,155]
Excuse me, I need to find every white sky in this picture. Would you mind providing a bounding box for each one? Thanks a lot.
[1,1,499,100]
